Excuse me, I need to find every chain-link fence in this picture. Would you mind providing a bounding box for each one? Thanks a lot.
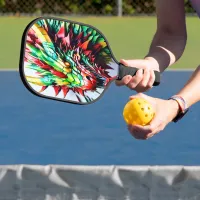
[0,0,195,16]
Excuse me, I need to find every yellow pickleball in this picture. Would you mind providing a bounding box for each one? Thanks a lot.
[123,98,155,126]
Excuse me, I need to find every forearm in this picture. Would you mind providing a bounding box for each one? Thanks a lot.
[144,0,187,73]
[175,66,200,107]
[145,31,187,72]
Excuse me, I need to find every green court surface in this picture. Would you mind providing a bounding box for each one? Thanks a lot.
[0,16,199,69]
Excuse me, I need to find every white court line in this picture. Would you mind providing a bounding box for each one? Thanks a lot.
[0,68,195,72]
[0,68,195,71]
[0,68,18,71]
[167,68,194,71]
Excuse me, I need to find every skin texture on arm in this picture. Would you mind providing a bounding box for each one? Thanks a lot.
[145,0,187,72]
[116,0,187,91]
[176,66,200,107]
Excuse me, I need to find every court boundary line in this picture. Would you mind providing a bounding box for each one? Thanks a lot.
[0,68,194,72]
[167,68,194,71]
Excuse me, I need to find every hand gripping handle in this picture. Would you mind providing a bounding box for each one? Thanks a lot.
[117,63,160,86]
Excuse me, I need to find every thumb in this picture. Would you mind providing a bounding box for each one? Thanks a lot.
[129,92,154,102]
[120,59,145,68]
[129,92,146,100]
[129,93,157,108]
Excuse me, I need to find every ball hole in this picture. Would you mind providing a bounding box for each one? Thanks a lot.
[145,114,148,117]
[141,108,144,111]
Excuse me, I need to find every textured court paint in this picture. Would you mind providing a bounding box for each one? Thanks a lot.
[0,71,200,165]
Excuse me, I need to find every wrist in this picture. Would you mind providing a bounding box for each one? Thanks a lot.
[144,56,160,72]
[145,46,176,72]
[168,95,189,122]
[168,99,181,119]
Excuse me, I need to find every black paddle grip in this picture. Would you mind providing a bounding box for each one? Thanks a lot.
[117,63,160,86]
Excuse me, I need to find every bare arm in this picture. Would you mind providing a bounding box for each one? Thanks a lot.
[175,66,200,108]
[145,0,187,72]
[116,0,187,91]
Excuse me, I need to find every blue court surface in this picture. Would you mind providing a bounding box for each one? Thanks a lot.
[0,70,200,165]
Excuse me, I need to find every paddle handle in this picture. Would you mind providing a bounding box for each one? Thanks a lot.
[117,63,160,86]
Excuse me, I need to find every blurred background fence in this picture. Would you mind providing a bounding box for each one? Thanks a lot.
[0,0,195,16]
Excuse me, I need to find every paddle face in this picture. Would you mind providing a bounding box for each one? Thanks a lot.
[19,17,119,105]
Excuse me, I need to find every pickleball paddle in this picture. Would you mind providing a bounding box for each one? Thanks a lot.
[19,17,160,105]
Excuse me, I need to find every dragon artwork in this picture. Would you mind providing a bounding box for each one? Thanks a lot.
[23,18,117,103]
